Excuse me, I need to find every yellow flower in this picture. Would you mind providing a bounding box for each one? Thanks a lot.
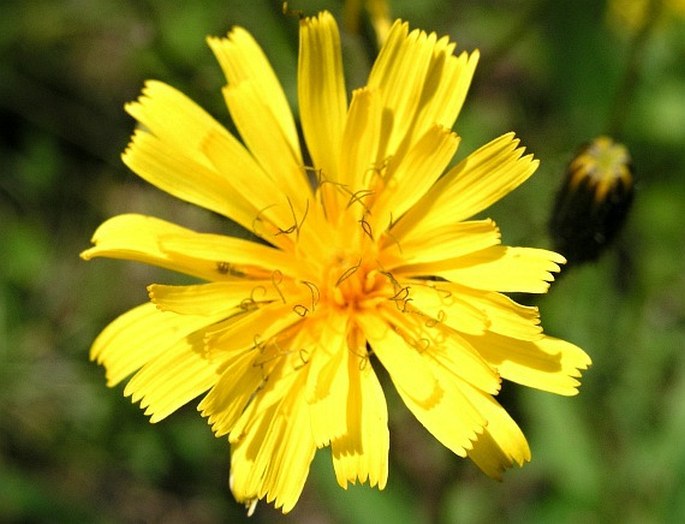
[607,0,685,33]
[82,11,591,514]
[344,0,393,46]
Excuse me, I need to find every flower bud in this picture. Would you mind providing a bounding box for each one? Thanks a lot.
[550,136,634,266]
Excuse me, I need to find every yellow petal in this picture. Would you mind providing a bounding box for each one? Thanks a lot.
[366,20,437,158]
[367,21,477,159]
[385,219,501,268]
[397,133,538,235]
[81,213,295,282]
[203,303,305,357]
[409,45,479,144]
[394,360,486,458]
[424,246,566,294]
[381,306,501,395]
[230,369,316,514]
[222,81,311,207]
[367,0,393,46]
[207,27,301,163]
[158,231,299,279]
[124,81,299,244]
[198,349,266,438]
[441,284,543,341]
[456,383,531,478]
[304,315,351,447]
[125,80,225,160]
[428,333,501,395]
[261,409,317,513]
[202,323,311,440]
[200,128,305,246]
[357,313,439,405]
[398,279,490,336]
[463,333,592,396]
[339,87,382,196]
[331,336,389,489]
[123,328,220,423]
[299,11,347,183]
[370,125,460,232]
[89,302,217,387]
[440,132,539,222]
[308,347,349,448]
[229,395,278,507]
[81,214,222,281]
[123,130,260,226]
[148,280,281,316]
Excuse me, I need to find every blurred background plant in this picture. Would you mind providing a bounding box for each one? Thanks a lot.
[1,0,684,522]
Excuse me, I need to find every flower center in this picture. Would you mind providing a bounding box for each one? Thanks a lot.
[322,252,390,311]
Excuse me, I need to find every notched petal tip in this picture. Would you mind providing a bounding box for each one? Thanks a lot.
[300,9,335,27]
[464,329,591,397]
[468,47,481,65]
[146,284,163,310]
[556,346,592,397]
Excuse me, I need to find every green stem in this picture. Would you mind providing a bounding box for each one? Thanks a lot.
[474,0,546,82]
[606,0,664,137]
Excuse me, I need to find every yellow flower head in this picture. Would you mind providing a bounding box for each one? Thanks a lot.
[343,0,393,46]
[608,0,685,33]
[82,11,591,514]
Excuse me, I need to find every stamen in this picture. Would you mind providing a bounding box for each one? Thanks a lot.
[347,189,374,212]
[294,348,310,369]
[437,287,452,301]
[301,280,320,311]
[240,285,269,311]
[292,304,309,317]
[364,156,391,187]
[276,197,309,239]
[383,213,403,253]
[271,270,286,303]
[240,297,258,311]
[313,167,355,198]
[252,334,266,352]
[252,338,290,368]
[359,215,374,240]
[336,260,362,287]
[390,286,411,311]
[411,337,430,353]
[377,269,400,297]
[424,309,446,328]
[251,285,267,302]
[251,204,277,238]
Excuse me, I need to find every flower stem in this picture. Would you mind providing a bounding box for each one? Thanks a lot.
[606,0,664,136]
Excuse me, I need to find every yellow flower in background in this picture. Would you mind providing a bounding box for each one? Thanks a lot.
[608,0,685,32]
[82,11,591,514]
[344,0,392,45]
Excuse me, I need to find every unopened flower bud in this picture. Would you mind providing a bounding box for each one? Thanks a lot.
[550,136,634,266]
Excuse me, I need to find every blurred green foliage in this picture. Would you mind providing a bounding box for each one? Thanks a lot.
[2,0,685,522]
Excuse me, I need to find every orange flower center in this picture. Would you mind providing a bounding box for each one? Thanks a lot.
[321,250,392,312]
